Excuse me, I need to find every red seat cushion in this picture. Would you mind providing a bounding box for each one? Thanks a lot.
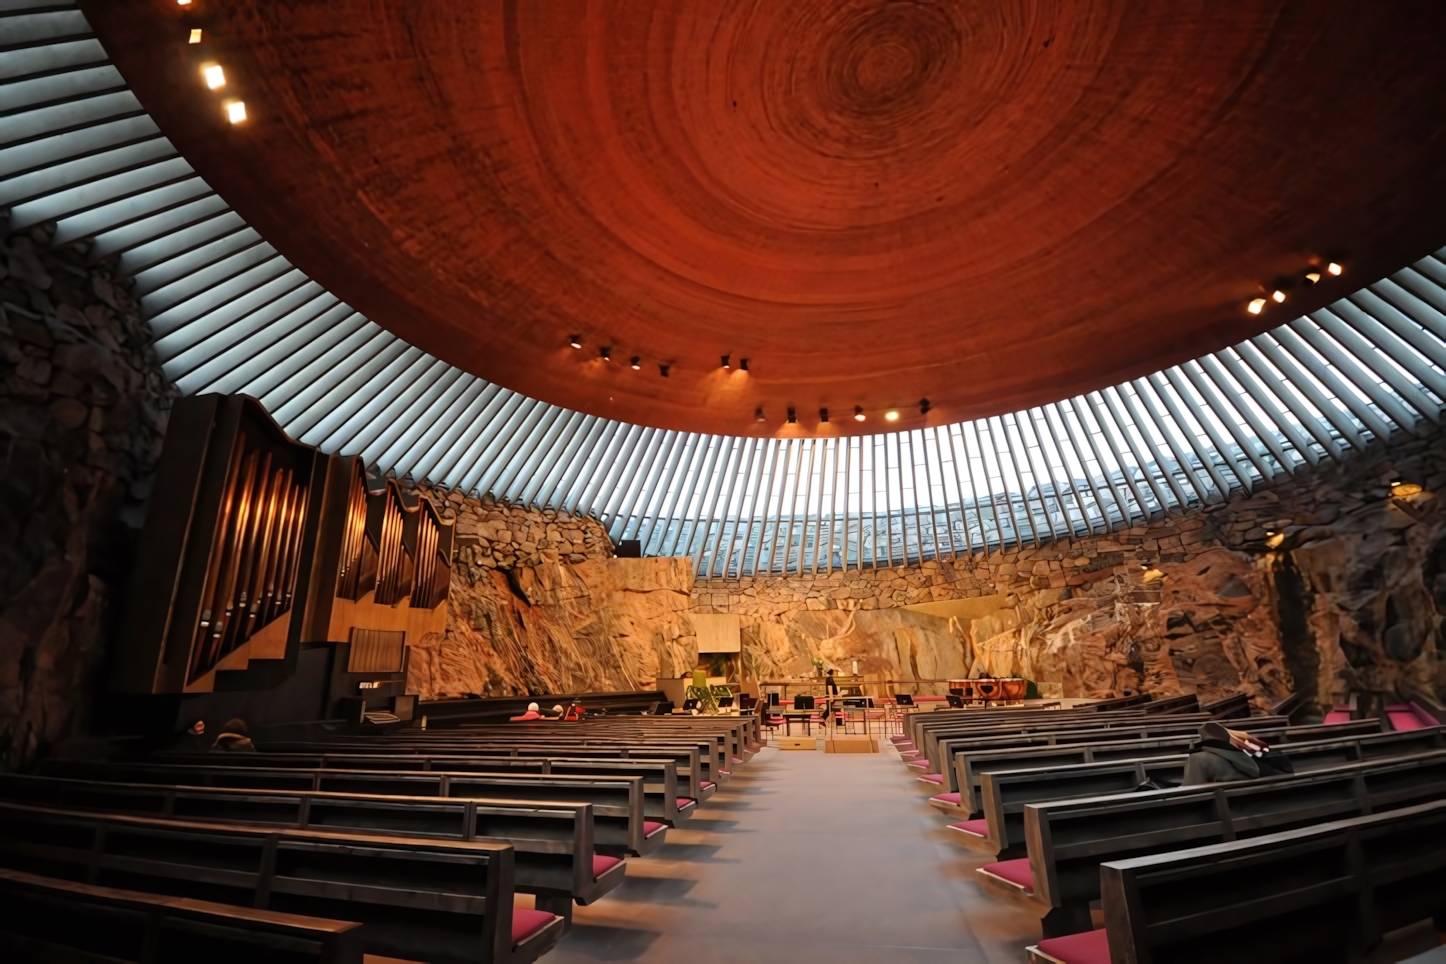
[700,781,716,789]
[930,792,962,805]
[643,820,666,836]
[1035,929,1110,964]
[981,858,1034,894]
[949,818,990,837]
[512,908,558,945]
[906,760,931,769]
[592,854,624,879]
[919,773,944,784]
[732,756,743,764]
[677,797,697,809]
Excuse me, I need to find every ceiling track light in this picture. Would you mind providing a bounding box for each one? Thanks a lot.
[1271,290,1287,304]
[1328,262,1343,276]
[1304,271,1321,285]
[755,407,766,422]
[203,64,226,89]
[1247,298,1266,315]
[885,410,899,422]
[740,358,749,371]
[919,398,931,415]
[599,346,611,361]
[569,335,583,349]
[225,100,247,124]
[629,356,641,370]
[188,28,202,43]
[721,354,731,369]
[786,407,797,424]
[659,364,670,377]
[819,408,829,423]
[854,405,865,422]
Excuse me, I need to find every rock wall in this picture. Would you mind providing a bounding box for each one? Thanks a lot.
[0,226,174,768]
[403,431,1446,719]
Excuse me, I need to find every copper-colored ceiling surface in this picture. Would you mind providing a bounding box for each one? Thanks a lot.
[86,1,1446,437]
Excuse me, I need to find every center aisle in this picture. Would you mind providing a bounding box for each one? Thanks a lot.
[547,744,1040,963]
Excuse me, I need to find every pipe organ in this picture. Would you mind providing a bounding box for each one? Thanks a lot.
[112,395,455,696]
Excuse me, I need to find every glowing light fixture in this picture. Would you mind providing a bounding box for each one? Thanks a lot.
[1304,271,1321,285]
[885,410,899,422]
[203,64,225,89]
[721,355,731,369]
[854,406,865,422]
[569,335,583,348]
[188,28,203,43]
[755,407,766,422]
[176,0,191,5]
[1271,290,1286,304]
[629,356,641,370]
[225,100,247,124]
[1328,262,1343,276]
[1392,481,1424,497]
[599,346,611,361]
[1247,298,1266,315]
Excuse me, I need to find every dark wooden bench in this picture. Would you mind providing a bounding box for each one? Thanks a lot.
[0,800,562,964]
[945,719,1421,817]
[1006,749,1446,937]
[901,704,1154,752]
[45,759,667,856]
[1026,799,1446,963]
[0,772,623,920]
[0,866,364,964]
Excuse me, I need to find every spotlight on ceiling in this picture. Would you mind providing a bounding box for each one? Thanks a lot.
[659,364,670,377]
[176,0,191,5]
[919,398,931,415]
[630,356,641,370]
[787,407,797,424]
[740,358,749,371]
[599,346,611,361]
[203,64,226,89]
[569,334,583,348]
[854,406,865,422]
[1247,298,1266,315]
[1304,271,1321,285]
[820,408,829,423]
[189,28,202,43]
[755,407,766,422]
[225,100,247,124]
[1271,290,1287,304]
[1328,262,1344,276]
[885,410,899,422]
[721,355,731,370]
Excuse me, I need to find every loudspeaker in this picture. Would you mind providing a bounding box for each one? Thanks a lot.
[616,539,642,558]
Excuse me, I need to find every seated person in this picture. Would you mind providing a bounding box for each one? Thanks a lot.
[1184,721,1285,783]
[563,700,585,722]
[512,701,543,721]
[210,718,255,752]
[545,704,566,719]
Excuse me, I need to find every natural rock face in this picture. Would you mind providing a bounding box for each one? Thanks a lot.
[0,226,175,768]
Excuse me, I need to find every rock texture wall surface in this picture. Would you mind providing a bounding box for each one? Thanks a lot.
[405,432,1446,719]
[0,226,174,768]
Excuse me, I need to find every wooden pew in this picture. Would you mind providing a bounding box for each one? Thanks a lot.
[1007,749,1446,936]
[1027,799,1446,963]
[901,704,1153,753]
[0,800,561,964]
[946,719,1417,817]
[45,760,668,856]
[0,866,365,964]
[152,750,705,821]
[0,772,623,920]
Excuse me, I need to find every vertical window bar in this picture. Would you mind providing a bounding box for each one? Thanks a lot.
[1006,412,1057,543]
[1214,349,1320,467]
[1046,403,1110,531]
[1292,318,1422,434]
[945,425,978,555]
[1315,310,1443,421]
[1112,384,1197,506]
[1180,362,1277,483]
[1083,392,1158,517]
[606,429,668,540]
[563,421,623,514]
[711,438,757,578]
[1268,323,1393,441]
[927,428,956,559]
[1163,367,1259,491]
[1130,379,1218,501]
[1240,338,1357,456]
[643,433,700,553]
[673,435,728,559]
[1345,289,1446,373]
[1030,406,1094,535]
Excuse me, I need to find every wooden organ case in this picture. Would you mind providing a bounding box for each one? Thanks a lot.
[112,395,456,699]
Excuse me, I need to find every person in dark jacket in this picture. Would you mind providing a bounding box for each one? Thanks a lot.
[211,718,256,752]
[1183,721,1260,784]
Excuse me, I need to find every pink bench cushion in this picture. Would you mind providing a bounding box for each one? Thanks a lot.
[950,818,990,837]
[981,857,1034,894]
[701,781,716,790]
[643,820,666,836]
[1323,706,1353,724]
[512,908,558,945]
[889,736,912,744]
[732,756,743,764]
[906,760,930,769]
[592,855,624,879]
[919,773,944,784]
[931,792,962,805]
[1035,928,1110,964]
[677,797,697,809]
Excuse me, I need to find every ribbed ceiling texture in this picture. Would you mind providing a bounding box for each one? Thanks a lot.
[5,3,1446,576]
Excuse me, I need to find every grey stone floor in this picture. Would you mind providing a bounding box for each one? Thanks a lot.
[540,743,1040,964]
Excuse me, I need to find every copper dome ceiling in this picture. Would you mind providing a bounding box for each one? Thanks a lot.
[85,0,1446,436]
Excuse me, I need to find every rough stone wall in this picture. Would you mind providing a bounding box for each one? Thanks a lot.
[0,226,174,768]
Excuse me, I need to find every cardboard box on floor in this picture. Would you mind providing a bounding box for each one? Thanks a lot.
[777,736,816,750]
[825,736,878,753]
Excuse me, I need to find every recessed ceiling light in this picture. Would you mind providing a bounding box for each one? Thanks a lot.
[755,407,766,422]
[1247,298,1266,315]
[225,101,247,124]
[569,335,582,348]
[1304,271,1321,285]
[630,356,641,370]
[599,346,611,361]
[188,28,203,43]
[721,354,731,370]
[203,64,226,89]
[885,410,899,422]
[1271,290,1286,304]
[1327,262,1343,276]
[854,406,865,422]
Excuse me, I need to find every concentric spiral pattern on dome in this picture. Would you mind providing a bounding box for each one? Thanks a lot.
[5,3,1446,579]
[79,0,1446,436]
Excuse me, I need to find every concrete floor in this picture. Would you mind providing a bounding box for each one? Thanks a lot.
[542,743,1040,964]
